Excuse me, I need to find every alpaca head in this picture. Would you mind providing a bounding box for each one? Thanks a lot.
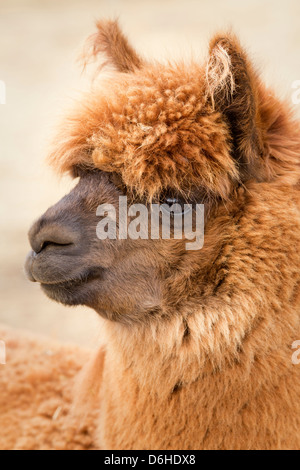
[25,21,274,325]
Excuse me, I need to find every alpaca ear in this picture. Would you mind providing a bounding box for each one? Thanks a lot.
[206,34,264,177]
[83,19,143,73]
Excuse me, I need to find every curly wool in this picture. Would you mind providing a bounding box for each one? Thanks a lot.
[49,63,239,201]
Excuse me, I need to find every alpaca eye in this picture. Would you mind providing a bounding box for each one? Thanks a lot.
[160,195,191,216]
[164,197,183,213]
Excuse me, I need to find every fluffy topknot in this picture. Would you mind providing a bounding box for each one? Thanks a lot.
[49,21,300,201]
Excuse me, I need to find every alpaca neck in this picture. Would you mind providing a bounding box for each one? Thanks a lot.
[102,292,279,397]
[99,302,299,450]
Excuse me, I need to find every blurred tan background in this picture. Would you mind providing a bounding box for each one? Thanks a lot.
[0,0,300,347]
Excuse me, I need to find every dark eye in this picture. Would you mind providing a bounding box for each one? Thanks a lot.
[160,194,191,216]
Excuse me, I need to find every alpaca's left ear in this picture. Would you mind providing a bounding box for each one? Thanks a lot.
[82,19,143,73]
[206,33,264,178]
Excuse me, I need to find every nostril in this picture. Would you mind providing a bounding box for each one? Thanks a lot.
[29,221,77,254]
[38,240,73,253]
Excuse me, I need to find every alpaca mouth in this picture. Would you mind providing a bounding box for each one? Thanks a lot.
[42,276,89,290]
[25,247,104,286]
[40,266,104,289]
[25,247,105,305]
[40,267,104,305]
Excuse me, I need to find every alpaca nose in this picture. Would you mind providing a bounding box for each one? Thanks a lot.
[28,218,77,254]
[25,212,83,283]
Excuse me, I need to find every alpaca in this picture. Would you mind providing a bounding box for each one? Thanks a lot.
[24,20,300,450]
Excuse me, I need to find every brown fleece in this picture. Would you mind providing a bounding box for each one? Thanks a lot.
[0,325,97,450]
[9,21,300,450]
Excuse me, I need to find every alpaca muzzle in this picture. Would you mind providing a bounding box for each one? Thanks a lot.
[25,214,81,284]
